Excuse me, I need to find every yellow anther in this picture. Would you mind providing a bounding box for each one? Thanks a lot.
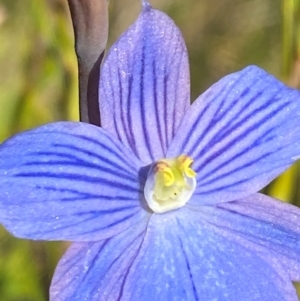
[155,162,175,186]
[152,154,196,204]
[144,154,197,213]
[178,155,197,178]
[162,169,175,186]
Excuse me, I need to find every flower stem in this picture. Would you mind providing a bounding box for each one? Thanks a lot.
[67,0,109,126]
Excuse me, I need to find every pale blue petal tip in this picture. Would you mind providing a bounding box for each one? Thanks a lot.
[141,0,151,10]
[100,0,190,163]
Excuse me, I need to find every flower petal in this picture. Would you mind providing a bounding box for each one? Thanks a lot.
[0,122,149,241]
[51,207,298,300]
[121,210,297,300]
[50,220,148,301]
[168,66,300,204]
[196,193,300,282]
[100,5,190,164]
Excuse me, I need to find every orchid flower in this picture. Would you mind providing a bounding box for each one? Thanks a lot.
[1,2,300,300]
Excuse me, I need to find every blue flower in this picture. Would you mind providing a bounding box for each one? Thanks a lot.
[1,2,300,300]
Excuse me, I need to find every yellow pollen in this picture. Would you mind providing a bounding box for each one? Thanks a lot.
[178,155,197,178]
[153,154,197,203]
[144,154,197,213]
[155,162,174,186]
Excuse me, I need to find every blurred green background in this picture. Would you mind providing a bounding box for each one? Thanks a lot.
[0,0,300,300]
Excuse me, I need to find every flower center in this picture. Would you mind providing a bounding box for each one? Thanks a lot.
[144,155,197,213]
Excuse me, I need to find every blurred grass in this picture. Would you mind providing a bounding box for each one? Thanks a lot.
[0,0,300,300]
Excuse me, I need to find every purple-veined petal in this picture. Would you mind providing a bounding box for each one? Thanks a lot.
[194,193,300,281]
[100,4,190,164]
[50,220,148,301]
[168,65,300,204]
[50,207,298,300]
[122,210,297,301]
[0,122,150,241]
